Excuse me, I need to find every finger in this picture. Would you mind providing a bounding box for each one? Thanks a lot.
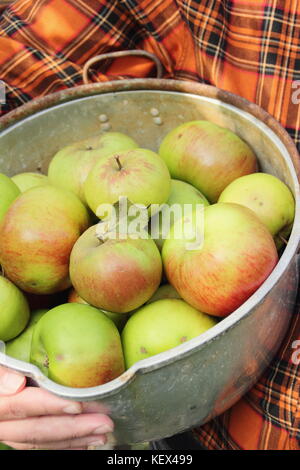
[3,443,88,450]
[0,413,114,444]
[0,387,83,420]
[0,387,108,420]
[2,433,107,450]
[0,366,26,396]
[0,387,107,421]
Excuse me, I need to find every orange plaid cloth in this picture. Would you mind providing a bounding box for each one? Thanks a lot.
[0,0,299,450]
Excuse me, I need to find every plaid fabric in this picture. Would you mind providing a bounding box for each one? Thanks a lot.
[0,0,300,152]
[0,0,299,450]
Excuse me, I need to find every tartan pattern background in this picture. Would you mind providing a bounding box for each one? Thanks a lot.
[0,0,299,154]
[0,0,299,450]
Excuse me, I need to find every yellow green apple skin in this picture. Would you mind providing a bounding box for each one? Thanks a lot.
[0,276,30,342]
[70,225,162,313]
[150,179,209,250]
[146,284,181,304]
[11,172,49,193]
[5,309,48,362]
[0,185,90,295]
[162,203,278,318]
[68,288,128,331]
[48,133,138,203]
[167,179,209,207]
[0,173,20,223]
[218,173,295,248]
[30,303,125,388]
[159,121,257,202]
[122,299,217,368]
[84,148,171,216]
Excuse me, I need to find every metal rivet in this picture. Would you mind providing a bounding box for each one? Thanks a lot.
[99,114,108,122]
[150,108,160,116]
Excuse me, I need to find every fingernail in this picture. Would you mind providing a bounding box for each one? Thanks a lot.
[63,403,82,414]
[93,424,113,434]
[0,371,25,394]
[87,438,106,447]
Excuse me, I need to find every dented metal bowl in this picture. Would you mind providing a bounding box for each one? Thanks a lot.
[0,79,299,445]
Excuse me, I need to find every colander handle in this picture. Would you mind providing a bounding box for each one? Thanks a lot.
[82,50,163,85]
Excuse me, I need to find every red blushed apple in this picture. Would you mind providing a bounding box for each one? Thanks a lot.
[48,132,138,203]
[162,203,279,317]
[69,225,162,313]
[84,148,171,216]
[0,185,90,295]
[159,121,257,202]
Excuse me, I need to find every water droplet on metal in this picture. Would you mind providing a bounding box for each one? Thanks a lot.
[150,108,160,117]
[99,114,108,122]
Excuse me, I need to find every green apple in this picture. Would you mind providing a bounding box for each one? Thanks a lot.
[122,299,217,368]
[167,179,209,207]
[0,185,90,294]
[70,225,162,313]
[84,148,171,216]
[162,203,278,317]
[6,309,48,362]
[150,179,209,250]
[146,284,181,304]
[0,173,20,223]
[159,120,257,202]
[48,132,138,203]
[218,173,295,248]
[0,276,30,342]
[68,288,128,331]
[0,443,11,450]
[12,172,49,193]
[30,303,125,388]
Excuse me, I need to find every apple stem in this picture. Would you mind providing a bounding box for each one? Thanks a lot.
[115,156,122,171]
[95,222,107,244]
[279,234,288,245]
[43,356,49,368]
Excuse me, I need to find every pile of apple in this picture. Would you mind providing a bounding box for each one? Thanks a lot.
[0,120,295,388]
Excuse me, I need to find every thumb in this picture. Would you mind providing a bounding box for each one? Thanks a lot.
[0,366,26,395]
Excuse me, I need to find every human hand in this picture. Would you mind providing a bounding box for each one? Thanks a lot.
[0,365,114,450]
